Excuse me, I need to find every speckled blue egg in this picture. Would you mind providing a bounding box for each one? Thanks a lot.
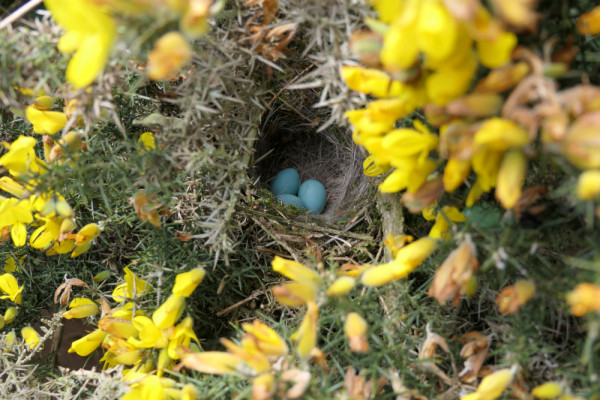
[270,168,300,196]
[277,194,306,210]
[298,180,327,214]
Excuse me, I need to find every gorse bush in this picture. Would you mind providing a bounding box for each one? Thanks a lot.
[0,0,599,399]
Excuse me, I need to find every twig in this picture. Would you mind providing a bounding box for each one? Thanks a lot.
[240,206,374,241]
[216,289,269,317]
[0,0,43,30]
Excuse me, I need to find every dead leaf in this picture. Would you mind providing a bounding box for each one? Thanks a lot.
[54,278,89,307]
[457,332,490,383]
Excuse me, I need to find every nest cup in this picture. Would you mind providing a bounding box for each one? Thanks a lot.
[251,96,370,223]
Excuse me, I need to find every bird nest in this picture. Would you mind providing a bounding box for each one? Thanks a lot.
[242,89,377,262]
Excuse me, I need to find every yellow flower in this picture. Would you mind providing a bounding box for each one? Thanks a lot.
[122,375,177,400]
[363,155,390,177]
[531,382,563,399]
[252,373,275,400]
[0,199,33,247]
[495,149,527,209]
[167,316,199,359]
[576,170,600,200]
[152,294,185,329]
[181,383,198,400]
[417,0,459,64]
[21,326,41,350]
[62,297,99,319]
[0,273,23,304]
[137,132,156,153]
[395,236,438,268]
[567,283,600,316]
[379,158,438,194]
[0,136,46,176]
[344,312,369,353]
[242,320,288,357]
[172,267,205,297]
[472,148,504,192]
[68,329,106,356]
[24,106,67,135]
[4,307,17,324]
[426,50,477,106]
[147,32,192,81]
[476,31,517,69]
[461,368,514,400]
[5,331,17,348]
[577,5,600,35]
[0,177,27,198]
[428,206,466,239]
[326,276,356,297]
[474,118,530,151]
[112,267,151,302]
[341,66,405,98]
[98,316,139,339]
[381,127,439,162]
[44,0,116,88]
[0,316,4,330]
[127,315,168,349]
[272,282,317,307]
[68,222,99,257]
[380,9,419,71]
[443,157,471,192]
[271,256,320,283]
[220,337,270,373]
[291,301,319,358]
[361,261,407,287]
[181,351,242,375]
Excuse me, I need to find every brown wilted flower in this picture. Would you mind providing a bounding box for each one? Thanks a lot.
[428,238,479,306]
[402,177,445,213]
[54,278,89,307]
[458,331,490,383]
[562,110,600,170]
[344,367,388,400]
[417,324,452,384]
[495,280,535,314]
[130,192,163,227]
[491,0,539,32]
[278,369,311,399]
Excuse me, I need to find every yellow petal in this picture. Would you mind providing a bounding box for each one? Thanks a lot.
[147,32,192,81]
[152,294,185,329]
[495,149,526,209]
[476,31,517,69]
[68,329,106,356]
[293,301,319,358]
[4,307,17,324]
[326,276,356,297]
[21,326,41,349]
[25,106,67,135]
[181,351,241,375]
[172,267,205,297]
[531,382,562,399]
[577,169,600,200]
[271,256,319,283]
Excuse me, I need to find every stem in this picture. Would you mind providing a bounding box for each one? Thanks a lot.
[0,0,43,31]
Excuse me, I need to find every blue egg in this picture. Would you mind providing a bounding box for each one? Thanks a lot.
[298,180,327,214]
[277,194,306,210]
[270,168,300,196]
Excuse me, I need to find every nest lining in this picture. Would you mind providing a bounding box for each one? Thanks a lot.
[251,94,371,224]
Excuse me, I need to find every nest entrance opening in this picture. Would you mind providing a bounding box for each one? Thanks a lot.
[251,99,370,223]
